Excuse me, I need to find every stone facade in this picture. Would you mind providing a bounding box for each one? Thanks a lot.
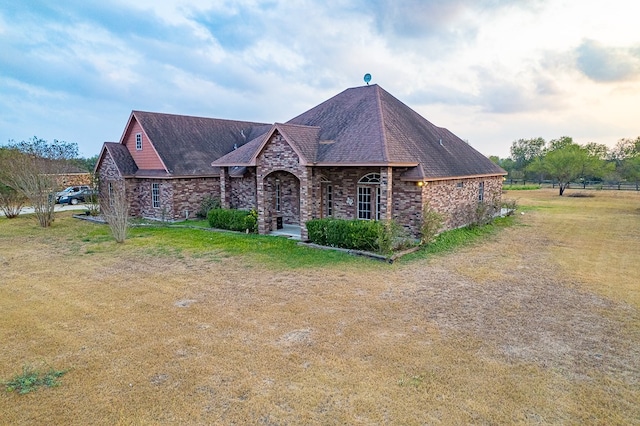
[98,151,222,221]
[229,169,257,210]
[423,176,503,230]
[129,178,220,221]
[102,133,503,235]
[390,170,424,235]
[253,132,312,238]
[54,173,91,189]
[309,166,383,220]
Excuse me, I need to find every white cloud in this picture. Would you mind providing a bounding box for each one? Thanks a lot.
[1,0,640,158]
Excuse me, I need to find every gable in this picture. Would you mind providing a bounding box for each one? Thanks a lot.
[255,131,301,170]
[133,111,271,176]
[121,115,166,171]
[95,142,138,178]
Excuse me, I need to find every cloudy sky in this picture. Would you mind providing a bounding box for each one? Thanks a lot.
[1,0,639,158]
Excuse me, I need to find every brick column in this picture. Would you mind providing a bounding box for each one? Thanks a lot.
[380,166,393,220]
[256,171,268,235]
[299,166,312,240]
[220,167,230,209]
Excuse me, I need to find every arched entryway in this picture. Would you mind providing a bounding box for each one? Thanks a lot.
[262,171,300,233]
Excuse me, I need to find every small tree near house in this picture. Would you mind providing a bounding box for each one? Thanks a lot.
[0,183,25,218]
[0,138,78,227]
[420,202,443,245]
[101,182,129,243]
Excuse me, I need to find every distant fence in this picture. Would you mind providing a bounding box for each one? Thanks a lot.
[504,179,640,191]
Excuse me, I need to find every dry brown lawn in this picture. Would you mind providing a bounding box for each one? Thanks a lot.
[1,189,639,424]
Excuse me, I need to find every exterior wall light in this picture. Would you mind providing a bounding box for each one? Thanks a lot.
[417,181,424,187]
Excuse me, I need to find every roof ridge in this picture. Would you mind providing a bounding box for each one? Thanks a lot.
[133,110,269,126]
[374,85,391,163]
[275,122,321,130]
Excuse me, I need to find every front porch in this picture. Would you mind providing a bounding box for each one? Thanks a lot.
[269,224,302,240]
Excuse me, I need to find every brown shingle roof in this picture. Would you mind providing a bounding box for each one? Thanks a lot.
[132,111,270,176]
[213,84,505,179]
[103,142,138,176]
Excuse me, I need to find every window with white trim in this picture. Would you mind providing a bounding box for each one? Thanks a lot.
[152,183,160,208]
[136,133,142,150]
[326,184,333,216]
[275,179,281,212]
[357,173,381,220]
[108,182,114,206]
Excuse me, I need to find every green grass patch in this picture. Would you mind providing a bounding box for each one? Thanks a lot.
[503,184,541,190]
[124,226,371,269]
[4,365,67,395]
[403,216,514,261]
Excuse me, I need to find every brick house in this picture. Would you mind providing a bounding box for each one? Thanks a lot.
[96,84,506,239]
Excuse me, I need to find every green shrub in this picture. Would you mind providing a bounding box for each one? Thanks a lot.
[244,209,258,233]
[207,208,256,233]
[306,218,384,252]
[306,219,328,245]
[503,184,541,190]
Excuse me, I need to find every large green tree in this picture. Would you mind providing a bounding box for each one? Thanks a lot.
[542,142,607,196]
[509,137,546,170]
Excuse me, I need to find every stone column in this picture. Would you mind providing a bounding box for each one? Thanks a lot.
[379,166,393,220]
[299,166,313,240]
[220,167,230,209]
[256,168,268,235]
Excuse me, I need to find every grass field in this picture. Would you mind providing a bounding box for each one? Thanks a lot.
[1,189,638,424]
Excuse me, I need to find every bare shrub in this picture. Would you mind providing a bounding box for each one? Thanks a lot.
[0,184,25,218]
[196,196,221,218]
[501,198,518,216]
[567,192,595,198]
[84,173,101,216]
[376,219,414,254]
[0,138,78,227]
[420,202,444,245]
[102,183,129,243]
[472,197,501,227]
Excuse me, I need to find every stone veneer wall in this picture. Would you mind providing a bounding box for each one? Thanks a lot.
[255,132,311,237]
[54,173,92,189]
[229,169,257,210]
[129,179,172,220]
[97,152,127,210]
[310,167,503,237]
[264,171,300,225]
[390,169,424,235]
[310,167,381,220]
[312,167,425,236]
[171,178,220,220]
[422,175,503,230]
[131,178,220,221]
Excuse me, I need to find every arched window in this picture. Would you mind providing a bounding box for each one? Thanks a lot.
[359,173,381,184]
[357,173,381,220]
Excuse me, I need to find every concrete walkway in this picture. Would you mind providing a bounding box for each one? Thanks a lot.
[0,204,90,217]
[269,224,302,240]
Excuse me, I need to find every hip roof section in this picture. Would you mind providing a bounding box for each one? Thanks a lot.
[213,84,505,179]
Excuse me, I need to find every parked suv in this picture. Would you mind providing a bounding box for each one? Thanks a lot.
[58,188,97,205]
[55,186,90,203]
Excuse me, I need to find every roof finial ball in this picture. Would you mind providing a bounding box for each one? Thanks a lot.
[364,73,372,85]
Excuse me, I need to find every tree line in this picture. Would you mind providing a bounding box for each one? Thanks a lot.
[490,136,640,195]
